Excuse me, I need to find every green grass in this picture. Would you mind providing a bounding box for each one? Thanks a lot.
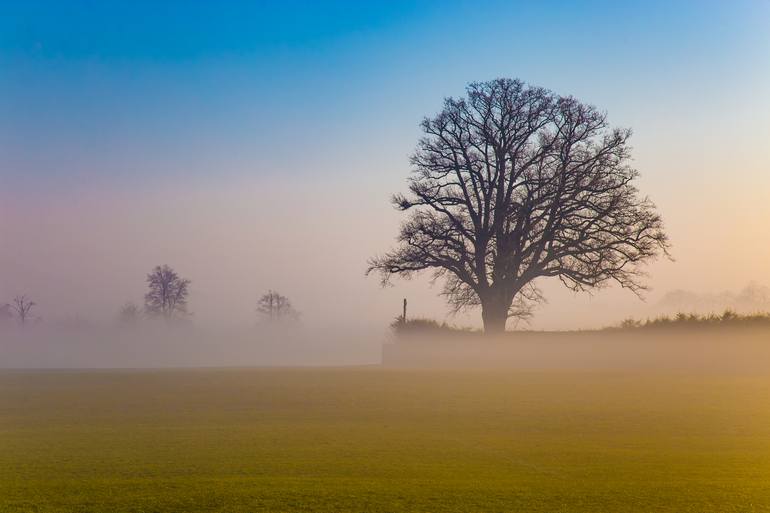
[2,368,770,512]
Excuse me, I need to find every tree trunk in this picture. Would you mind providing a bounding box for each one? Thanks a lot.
[481,298,508,335]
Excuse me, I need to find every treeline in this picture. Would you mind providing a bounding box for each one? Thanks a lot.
[608,310,770,331]
[389,310,770,339]
[2,264,300,329]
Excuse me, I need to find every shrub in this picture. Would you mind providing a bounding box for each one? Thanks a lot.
[608,310,770,331]
[390,317,476,337]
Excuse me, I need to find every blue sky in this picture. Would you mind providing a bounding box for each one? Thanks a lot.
[1,1,769,328]
[3,1,766,187]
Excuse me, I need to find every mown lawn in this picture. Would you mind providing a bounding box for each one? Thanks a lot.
[1,368,769,512]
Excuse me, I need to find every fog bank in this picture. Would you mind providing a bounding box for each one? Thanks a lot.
[0,323,384,368]
[384,328,770,373]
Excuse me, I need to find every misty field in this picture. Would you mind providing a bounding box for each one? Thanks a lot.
[2,368,770,512]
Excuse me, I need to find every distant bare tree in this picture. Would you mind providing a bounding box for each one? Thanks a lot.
[369,78,669,334]
[12,295,36,326]
[257,290,300,322]
[118,301,142,325]
[144,265,191,320]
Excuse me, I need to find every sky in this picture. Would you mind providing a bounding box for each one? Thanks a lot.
[1,0,769,330]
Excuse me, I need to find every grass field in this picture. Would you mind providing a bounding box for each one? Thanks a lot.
[2,367,770,512]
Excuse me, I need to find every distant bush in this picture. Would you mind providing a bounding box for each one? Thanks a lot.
[608,310,770,331]
[391,317,477,338]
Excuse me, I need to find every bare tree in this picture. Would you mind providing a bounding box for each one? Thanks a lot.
[144,265,191,320]
[118,301,142,325]
[12,295,36,326]
[369,78,669,334]
[257,290,300,322]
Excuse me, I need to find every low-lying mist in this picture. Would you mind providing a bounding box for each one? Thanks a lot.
[384,325,770,374]
[5,318,770,374]
[0,322,384,368]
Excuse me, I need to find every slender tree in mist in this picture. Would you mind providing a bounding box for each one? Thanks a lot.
[118,301,142,325]
[144,265,191,320]
[12,295,36,326]
[369,78,669,334]
[257,290,300,323]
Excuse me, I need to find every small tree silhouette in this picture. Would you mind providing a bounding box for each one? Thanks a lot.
[144,265,191,320]
[118,302,142,325]
[256,290,300,323]
[12,295,36,326]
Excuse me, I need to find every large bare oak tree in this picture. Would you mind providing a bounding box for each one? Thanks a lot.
[369,79,669,334]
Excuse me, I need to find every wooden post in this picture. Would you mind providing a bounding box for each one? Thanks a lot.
[402,298,407,324]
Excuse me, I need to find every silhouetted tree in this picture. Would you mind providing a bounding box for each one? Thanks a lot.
[369,78,669,334]
[118,301,142,325]
[12,295,36,326]
[257,290,300,322]
[144,265,191,320]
